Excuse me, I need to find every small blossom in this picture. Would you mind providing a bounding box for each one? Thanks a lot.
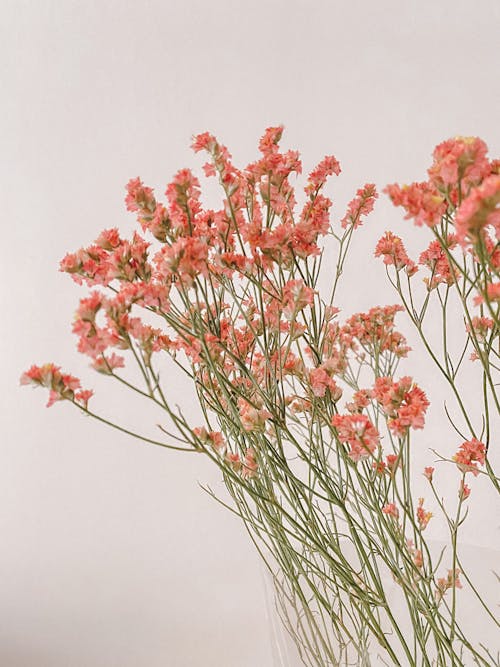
[373,376,430,436]
[282,279,315,319]
[428,137,490,191]
[466,316,494,343]
[374,231,418,276]
[423,466,435,482]
[382,503,399,519]
[455,175,500,246]
[416,497,432,530]
[341,305,410,359]
[309,366,342,400]
[225,452,241,472]
[459,481,471,500]
[385,182,446,228]
[419,235,458,289]
[331,414,380,462]
[242,448,258,479]
[453,438,486,476]
[238,398,272,433]
[21,363,92,409]
[305,155,341,195]
[340,184,378,229]
[436,569,462,601]
[386,454,400,473]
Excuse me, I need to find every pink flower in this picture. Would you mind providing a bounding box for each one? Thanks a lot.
[331,414,380,462]
[423,466,435,482]
[191,131,217,153]
[341,305,410,358]
[374,231,418,276]
[385,182,446,227]
[225,452,241,472]
[419,235,458,289]
[455,174,500,246]
[459,481,471,500]
[373,376,429,436]
[466,316,494,343]
[282,279,315,319]
[193,427,226,454]
[308,367,342,400]
[382,503,399,519]
[238,398,271,433]
[345,388,372,413]
[91,353,125,374]
[258,125,284,155]
[453,438,486,476]
[242,448,258,479]
[154,236,208,286]
[305,155,341,194]
[21,363,92,409]
[386,454,400,473]
[428,137,490,190]
[340,184,378,229]
[416,497,432,530]
[436,569,462,601]
[125,177,155,213]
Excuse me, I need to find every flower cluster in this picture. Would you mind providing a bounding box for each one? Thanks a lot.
[331,413,380,462]
[453,438,486,476]
[20,363,92,408]
[374,232,418,276]
[372,376,429,436]
[21,128,498,667]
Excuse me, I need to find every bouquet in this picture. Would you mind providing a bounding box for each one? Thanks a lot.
[22,127,499,666]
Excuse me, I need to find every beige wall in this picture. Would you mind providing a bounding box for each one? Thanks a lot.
[2,1,499,665]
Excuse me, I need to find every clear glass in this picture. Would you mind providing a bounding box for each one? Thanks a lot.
[264,539,499,666]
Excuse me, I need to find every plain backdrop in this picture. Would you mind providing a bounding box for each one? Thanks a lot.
[2,1,500,665]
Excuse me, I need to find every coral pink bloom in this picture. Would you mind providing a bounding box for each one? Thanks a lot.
[418,235,458,289]
[466,316,494,343]
[282,279,315,319]
[242,448,258,479]
[305,155,341,194]
[459,481,471,500]
[225,452,241,472]
[453,438,486,476]
[340,184,378,229]
[436,569,462,601]
[91,353,125,374]
[308,367,342,400]
[423,466,435,482]
[373,376,429,436]
[428,137,490,190]
[193,427,226,454]
[191,131,218,153]
[486,282,500,302]
[345,388,372,413]
[382,503,399,519]
[416,498,432,530]
[455,174,500,246]
[375,231,418,276]
[237,398,271,433]
[95,228,122,251]
[154,236,208,286]
[386,454,399,473]
[331,414,380,462]
[341,305,409,358]
[21,363,92,408]
[385,182,446,227]
[125,177,155,213]
[258,125,284,155]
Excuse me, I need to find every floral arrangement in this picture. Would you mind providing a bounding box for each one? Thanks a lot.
[22,127,499,666]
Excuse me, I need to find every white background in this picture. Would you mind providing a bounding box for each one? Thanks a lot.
[2,1,500,665]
